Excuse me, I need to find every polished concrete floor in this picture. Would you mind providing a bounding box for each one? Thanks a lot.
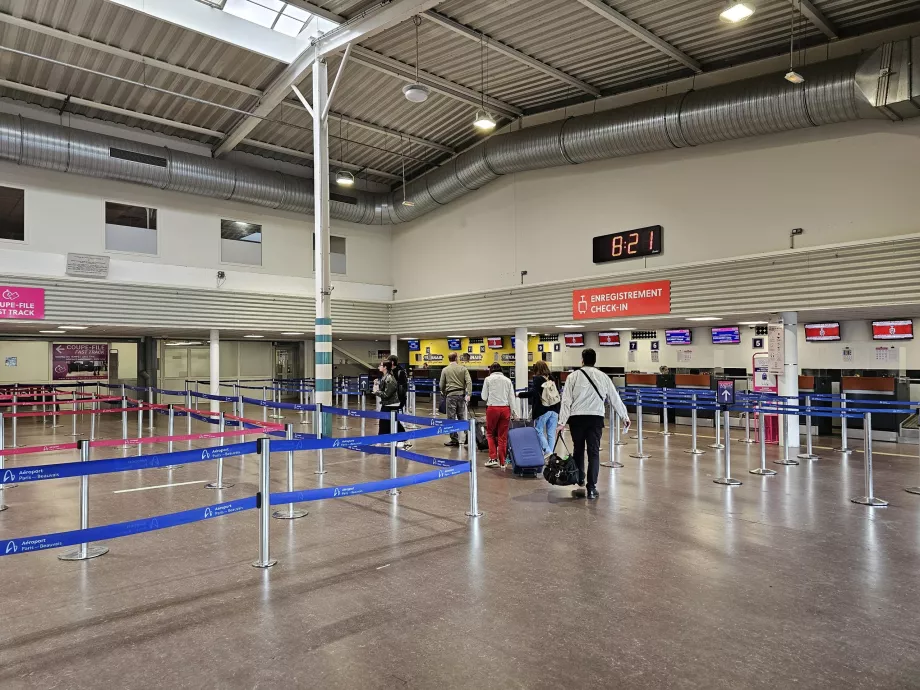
[2,404,920,689]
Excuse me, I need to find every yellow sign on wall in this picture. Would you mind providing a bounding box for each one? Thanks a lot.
[411,337,540,367]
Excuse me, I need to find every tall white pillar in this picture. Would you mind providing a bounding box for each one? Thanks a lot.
[390,334,398,359]
[778,311,800,448]
[313,57,332,434]
[209,329,220,415]
[514,327,528,391]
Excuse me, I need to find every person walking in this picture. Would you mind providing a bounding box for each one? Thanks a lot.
[517,360,561,457]
[481,363,520,468]
[389,353,411,449]
[557,348,629,499]
[439,352,472,447]
[373,359,405,436]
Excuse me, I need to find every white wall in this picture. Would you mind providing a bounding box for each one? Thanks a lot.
[391,118,920,299]
[0,161,393,301]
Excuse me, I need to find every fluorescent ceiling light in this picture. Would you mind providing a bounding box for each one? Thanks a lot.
[243,334,264,338]
[59,326,89,330]
[281,332,305,336]
[738,321,768,325]
[686,317,721,322]
[335,170,355,187]
[555,325,579,328]
[446,335,467,338]
[399,337,418,340]
[40,330,66,334]
[719,2,755,23]
[784,70,805,84]
[473,109,496,131]
[166,341,203,346]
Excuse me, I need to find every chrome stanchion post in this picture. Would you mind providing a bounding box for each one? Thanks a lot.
[163,404,183,470]
[797,394,819,460]
[629,402,649,459]
[388,410,400,496]
[269,384,283,420]
[774,403,799,465]
[58,440,109,561]
[11,394,18,448]
[314,402,326,475]
[299,388,307,425]
[252,438,277,568]
[69,391,79,437]
[360,393,366,436]
[273,423,307,519]
[89,399,96,441]
[714,409,741,485]
[432,385,438,416]
[835,392,852,454]
[661,388,671,437]
[147,388,155,430]
[118,396,130,449]
[710,399,724,449]
[629,390,648,439]
[601,404,623,468]
[0,412,14,498]
[741,406,755,444]
[238,395,244,421]
[750,402,777,476]
[186,391,193,436]
[852,412,888,507]
[685,393,704,455]
[339,390,348,431]
[49,388,62,428]
[206,413,233,490]
[466,417,482,517]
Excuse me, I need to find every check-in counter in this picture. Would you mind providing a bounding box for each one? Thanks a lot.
[675,373,713,425]
[799,375,833,435]
[842,376,911,441]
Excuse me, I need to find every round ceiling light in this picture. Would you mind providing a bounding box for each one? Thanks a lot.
[473,109,496,131]
[402,83,430,103]
[335,170,355,186]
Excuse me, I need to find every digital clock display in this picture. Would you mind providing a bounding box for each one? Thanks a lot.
[592,225,662,264]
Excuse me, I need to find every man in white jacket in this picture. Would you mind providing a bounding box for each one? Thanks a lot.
[558,348,630,499]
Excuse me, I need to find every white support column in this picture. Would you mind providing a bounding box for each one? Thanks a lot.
[514,327,528,394]
[313,57,333,434]
[390,334,398,358]
[209,329,220,415]
[778,311,800,448]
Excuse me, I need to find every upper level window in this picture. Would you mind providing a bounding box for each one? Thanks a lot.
[105,202,157,255]
[221,219,262,266]
[0,185,24,242]
[313,234,346,274]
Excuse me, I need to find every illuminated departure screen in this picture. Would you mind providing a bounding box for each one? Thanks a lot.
[593,225,663,264]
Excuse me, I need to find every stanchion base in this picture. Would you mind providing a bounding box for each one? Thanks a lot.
[774,458,800,465]
[709,443,725,450]
[116,444,134,450]
[0,503,7,511]
[0,483,18,489]
[252,559,278,568]
[684,449,704,455]
[714,477,742,486]
[465,510,483,518]
[49,423,63,429]
[834,447,853,455]
[58,545,109,561]
[205,482,234,489]
[749,467,777,476]
[628,452,650,459]
[388,489,401,496]
[796,453,819,460]
[269,413,284,420]
[628,435,649,440]
[600,461,624,468]
[273,508,308,519]
[851,496,888,507]
[905,486,920,495]
[660,431,672,437]
[614,441,628,446]
[739,439,756,444]
[163,465,184,470]
[67,433,83,437]
[314,470,327,475]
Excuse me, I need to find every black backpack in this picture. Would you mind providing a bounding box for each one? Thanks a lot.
[394,366,409,404]
[543,436,579,486]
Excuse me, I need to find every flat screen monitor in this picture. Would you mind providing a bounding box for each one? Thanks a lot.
[872,320,913,340]
[447,338,462,350]
[564,333,584,347]
[406,339,420,352]
[665,328,692,345]
[598,332,620,346]
[804,322,841,342]
[711,326,741,344]
[487,336,504,349]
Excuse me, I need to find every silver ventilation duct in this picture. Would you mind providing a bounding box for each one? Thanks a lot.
[0,41,917,226]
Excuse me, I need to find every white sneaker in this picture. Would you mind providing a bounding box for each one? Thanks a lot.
[484,459,499,468]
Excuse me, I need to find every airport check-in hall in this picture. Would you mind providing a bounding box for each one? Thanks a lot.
[1,0,920,687]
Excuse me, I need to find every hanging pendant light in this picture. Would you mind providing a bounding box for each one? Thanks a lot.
[473,109,497,131]
[336,117,355,186]
[400,138,414,207]
[719,1,755,23]
[473,32,496,132]
[403,16,430,103]
[784,1,805,84]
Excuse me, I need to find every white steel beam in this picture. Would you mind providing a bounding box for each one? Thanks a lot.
[794,0,838,40]
[351,46,523,118]
[215,0,443,157]
[573,0,702,74]
[424,10,601,98]
[0,13,454,155]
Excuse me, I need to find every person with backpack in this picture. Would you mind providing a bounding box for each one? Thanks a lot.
[517,360,561,457]
[557,348,630,499]
[388,354,411,449]
[481,363,520,468]
[373,359,406,436]
[439,352,472,447]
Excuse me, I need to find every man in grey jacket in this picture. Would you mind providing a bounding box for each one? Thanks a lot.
[439,352,472,446]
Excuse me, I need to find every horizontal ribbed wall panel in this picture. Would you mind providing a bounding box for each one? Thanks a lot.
[0,276,390,335]
[390,238,920,332]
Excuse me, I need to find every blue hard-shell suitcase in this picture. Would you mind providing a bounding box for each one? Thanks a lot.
[507,426,544,477]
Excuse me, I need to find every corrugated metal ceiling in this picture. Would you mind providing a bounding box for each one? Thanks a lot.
[0,0,916,189]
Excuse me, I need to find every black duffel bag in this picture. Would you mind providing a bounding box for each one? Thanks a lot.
[543,434,579,486]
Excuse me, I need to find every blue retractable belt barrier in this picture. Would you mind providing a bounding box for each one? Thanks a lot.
[396,413,454,427]
[153,388,188,397]
[192,391,238,402]
[1,495,257,557]
[271,421,468,453]
[269,464,470,507]
[240,395,315,411]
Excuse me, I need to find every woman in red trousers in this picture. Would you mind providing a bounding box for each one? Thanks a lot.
[480,363,520,468]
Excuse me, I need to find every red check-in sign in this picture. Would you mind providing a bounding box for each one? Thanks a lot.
[572,280,670,320]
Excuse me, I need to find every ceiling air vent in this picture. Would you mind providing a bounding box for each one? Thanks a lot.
[330,192,357,206]
[109,147,167,168]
